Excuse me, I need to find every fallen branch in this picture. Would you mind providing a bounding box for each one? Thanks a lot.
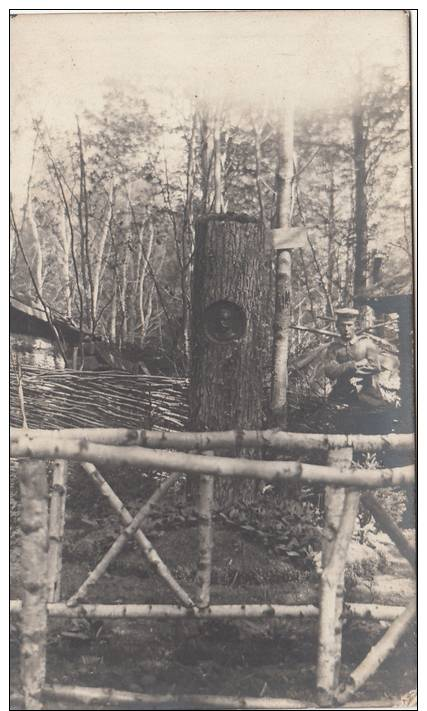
[11,434,414,488]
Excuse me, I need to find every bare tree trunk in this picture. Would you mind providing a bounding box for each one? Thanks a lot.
[92,180,114,327]
[127,247,137,345]
[110,275,117,343]
[213,114,223,213]
[181,111,197,369]
[119,247,129,344]
[271,99,294,427]
[199,110,211,213]
[28,189,44,296]
[253,121,265,224]
[138,220,154,344]
[76,119,92,331]
[60,207,72,318]
[352,99,368,301]
[326,168,336,313]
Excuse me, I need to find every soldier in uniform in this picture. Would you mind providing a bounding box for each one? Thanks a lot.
[324,308,387,431]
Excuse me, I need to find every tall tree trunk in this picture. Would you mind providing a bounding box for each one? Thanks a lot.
[110,273,117,343]
[189,214,266,505]
[28,189,43,296]
[352,101,368,301]
[199,111,210,213]
[119,247,129,344]
[127,253,137,345]
[271,100,294,427]
[60,207,72,318]
[138,220,155,344]
[181,111,197,370]
[76,120,92,330]
[213,114,223,214]
[326,168,336,312]
[92,180,114,329]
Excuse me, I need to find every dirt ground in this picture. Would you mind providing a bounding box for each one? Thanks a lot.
[10,513,416,710]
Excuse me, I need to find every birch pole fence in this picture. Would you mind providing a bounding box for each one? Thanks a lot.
[11,426,415,709]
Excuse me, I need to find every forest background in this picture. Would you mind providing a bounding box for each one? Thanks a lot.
[10,11,412,382]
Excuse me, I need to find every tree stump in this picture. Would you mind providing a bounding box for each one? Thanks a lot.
[189,213,267,505]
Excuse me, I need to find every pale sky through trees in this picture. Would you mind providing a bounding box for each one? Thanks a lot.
[11,10,409,205]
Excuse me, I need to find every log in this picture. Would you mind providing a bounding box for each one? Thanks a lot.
[19,460,49,710]
[47,460,68,602]
[10,600,406,621]
[336,598,416,705]
[11,426,414,453]
[10,434,415,488]
[362,492,416,568]
[67,463,193,608]
[317,482,360,705]
[43,684,310,709]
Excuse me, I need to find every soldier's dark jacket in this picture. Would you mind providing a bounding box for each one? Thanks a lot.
[325,334,382,406]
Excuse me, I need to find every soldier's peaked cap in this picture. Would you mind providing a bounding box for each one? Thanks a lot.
[335,308,359,318]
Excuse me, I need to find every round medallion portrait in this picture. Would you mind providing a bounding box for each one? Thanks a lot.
[203,300,246,344]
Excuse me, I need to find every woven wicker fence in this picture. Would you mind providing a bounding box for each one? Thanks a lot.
[10,366,189,432]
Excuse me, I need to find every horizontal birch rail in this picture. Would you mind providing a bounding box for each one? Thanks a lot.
[10,600,406,621]
[10,434,414,488]
[11,426,415,453]
[42,685,310,709]
[10,689,405,710]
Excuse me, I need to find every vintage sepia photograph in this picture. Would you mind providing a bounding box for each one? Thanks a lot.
[10,10,416,710]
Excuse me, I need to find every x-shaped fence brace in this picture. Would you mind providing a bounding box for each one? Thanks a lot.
[11,428,416,710]
[67,463,193,608]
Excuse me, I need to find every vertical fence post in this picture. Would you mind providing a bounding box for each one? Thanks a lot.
[47,460,68,602]
[317,446,359,705]
[195,450,214,608]
[322,447,348,566]
[19,459,49,710]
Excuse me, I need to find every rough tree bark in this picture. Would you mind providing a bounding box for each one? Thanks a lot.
[189,214,266,504]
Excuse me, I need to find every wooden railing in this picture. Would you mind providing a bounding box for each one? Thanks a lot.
[10,427,416,710]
